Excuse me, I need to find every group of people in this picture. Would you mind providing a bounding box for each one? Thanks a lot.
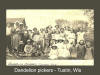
[6,22,94,60]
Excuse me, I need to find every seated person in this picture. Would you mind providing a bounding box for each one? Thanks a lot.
[48,46,59,59]
[32,42,44,57]
[24,39,33,56]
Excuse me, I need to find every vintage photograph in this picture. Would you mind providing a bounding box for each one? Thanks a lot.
[6,9,94,66]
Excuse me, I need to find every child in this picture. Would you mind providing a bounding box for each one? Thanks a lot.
[49,46,59,59]
[84,42,94,60]
[69,42,77,58]
[76,40,86,59]
[24,40,33,56]
[33,42,44,57]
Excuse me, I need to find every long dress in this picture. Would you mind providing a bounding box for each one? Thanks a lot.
[55,43,70,58]
[84,47,93,60]
[49,48,59,59]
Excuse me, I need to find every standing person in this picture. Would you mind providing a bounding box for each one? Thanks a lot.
[28,30,33,40]
[32,27,39,42]
[6,23,13,54]
[77,29,85,43]
[67,29,76,44]
[47,25,53,47]
[84,42,94,60]
[12,29,21,51]
[23,30,29,46]
[69,42,77,58]
[44,29,49,50]
[39,28,45,51]
[32,27,40,51]
[59,28,66,40]
[76,40,86,59]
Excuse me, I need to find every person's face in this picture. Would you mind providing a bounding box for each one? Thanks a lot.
[16,22,19,25]
[55,40,59,44]
[28,31,32,34]
[52,46,57,49]
[27,42,30,45]
[33,28,37,32]
[51,39,55,43]
[45,30,48,33]
[80,40,84,45]
[60,29,64,33]
[59,40,63,43]
[48,26,52,30]
[64,40,68,44]
[55,25,59,29]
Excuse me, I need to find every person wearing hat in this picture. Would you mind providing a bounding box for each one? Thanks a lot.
[24,39,33,56]
[48,46,59,59]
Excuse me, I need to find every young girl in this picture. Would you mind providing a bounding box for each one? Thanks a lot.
[76,40,86,59]
[69,42,77,58]
[57,40,70,58]
[24,40,33,56]
[49,46,59,59]
[84,42,94,60]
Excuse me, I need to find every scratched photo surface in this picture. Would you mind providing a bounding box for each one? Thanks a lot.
[6,9,94,66]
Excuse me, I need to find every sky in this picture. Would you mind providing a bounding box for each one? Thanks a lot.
[6,9,89,30]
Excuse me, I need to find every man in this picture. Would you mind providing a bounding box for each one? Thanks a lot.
[6,23,12,54]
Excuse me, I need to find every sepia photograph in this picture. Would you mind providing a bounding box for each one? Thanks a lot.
[6,9,94,66]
